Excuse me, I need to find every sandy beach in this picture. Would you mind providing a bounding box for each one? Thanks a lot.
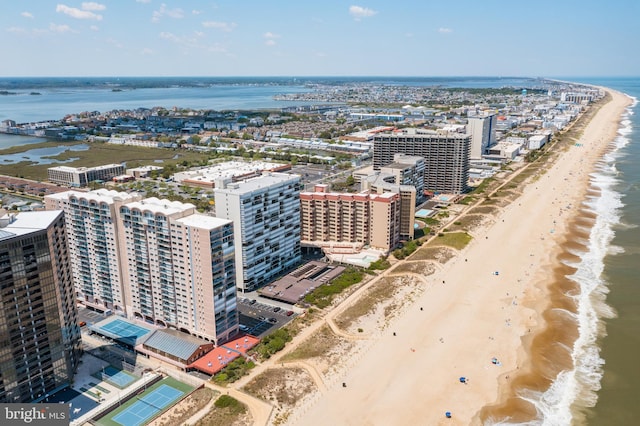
[284,89,631,426]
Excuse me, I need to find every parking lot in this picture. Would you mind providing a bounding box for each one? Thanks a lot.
[237,298,296,337]
[77,306,110,328]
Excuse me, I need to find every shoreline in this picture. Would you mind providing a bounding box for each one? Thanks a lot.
[288,88,632,426]
[479,90,632,424]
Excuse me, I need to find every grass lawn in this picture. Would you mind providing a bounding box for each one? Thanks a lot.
[0,142,209,181]
[427,232,473,251]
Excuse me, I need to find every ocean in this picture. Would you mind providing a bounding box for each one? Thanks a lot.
[571,78,640,425]
[1,76,637,424]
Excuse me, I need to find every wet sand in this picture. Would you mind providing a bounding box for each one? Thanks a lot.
[290,89,631,426]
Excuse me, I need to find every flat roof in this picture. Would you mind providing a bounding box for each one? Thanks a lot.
[0,211,62,239]
[48,163,123,172]
[175,161,285,183]
[175,214,232,230]
[216,172,300,195]
[258,261,345,304]
[89,316,153,347]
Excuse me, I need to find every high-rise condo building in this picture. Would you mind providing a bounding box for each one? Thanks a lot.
[373,129,470,194]
[466,113,497,159]
[0,211,82,403]
[118,198,237,343]
[300,185,401,252]
[214,172,302,292]
[44,189,141,315]
[45,191,238,344]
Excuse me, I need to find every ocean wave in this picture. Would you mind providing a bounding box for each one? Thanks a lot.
[519,108,630,425]
[489,100,636,426]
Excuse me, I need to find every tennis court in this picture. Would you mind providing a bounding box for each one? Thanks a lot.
[111,384,183,426]
[96,376,195,426]
[100,318,151,343]
[93,365,138,389]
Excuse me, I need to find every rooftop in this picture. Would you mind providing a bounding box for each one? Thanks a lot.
[142,329,210,361]
[0,210,62,239]
[46,188,141,204]
[215,172,300,194]
[125,197,195,215]
[188,335,260,375]
[175,213,232,230]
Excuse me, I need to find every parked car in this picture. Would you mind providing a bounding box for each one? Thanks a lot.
[286,311,294,316]
[268,317,278,324]
[273,307,281,313]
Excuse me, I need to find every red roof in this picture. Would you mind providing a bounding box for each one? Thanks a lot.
[188,335,260,375]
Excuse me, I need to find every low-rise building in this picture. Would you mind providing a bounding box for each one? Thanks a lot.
[48,163,125,187]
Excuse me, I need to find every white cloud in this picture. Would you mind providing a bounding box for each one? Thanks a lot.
[349,5,377,20]
[262,31,280,46]
[106,37,124,49]
[152,4,184,22]
[208,43,227,53]
[21,12,34,19]
[192,10,201,15]
[90,25,99,31]
[82,2,106,11]
[315,52,328,57]
[141,47,154,55]
[49,23,73,33]
[159,31,179,42]
[56,4,103,20]
[263,32,280,46]
[202,21,237,32]
[438,27,452,34]
[136,0,151,3]
[6,27,27,34]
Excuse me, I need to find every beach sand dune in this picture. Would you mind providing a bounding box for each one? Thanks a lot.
[289,90,631,426]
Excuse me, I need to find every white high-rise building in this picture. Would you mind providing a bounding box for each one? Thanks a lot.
[466,114,497,159]
[214,172,302,292]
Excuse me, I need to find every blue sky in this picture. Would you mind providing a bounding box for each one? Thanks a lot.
[1,1,638,77]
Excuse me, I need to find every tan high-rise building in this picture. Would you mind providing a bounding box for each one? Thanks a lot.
[44,189,141,314]
[45,190,238,344]
[300,185,401,252]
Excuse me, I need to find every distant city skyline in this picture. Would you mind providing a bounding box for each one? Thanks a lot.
[1,1,638,77]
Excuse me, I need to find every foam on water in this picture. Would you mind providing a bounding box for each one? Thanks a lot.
[524,104,633,425]
[493,100,635,426]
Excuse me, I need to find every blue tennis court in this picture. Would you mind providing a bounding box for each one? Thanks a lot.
[101,319,150,340]
[111,384,184,426]
[99,366,137,388]
[91,317,152,346]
